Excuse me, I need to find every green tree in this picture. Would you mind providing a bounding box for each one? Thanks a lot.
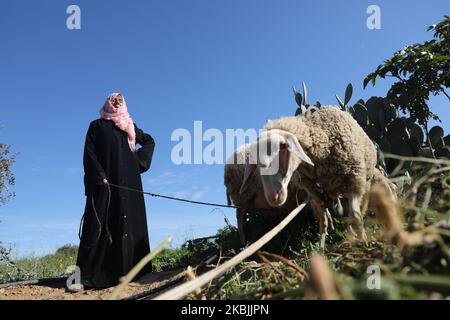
[0,125,16,204]
[364,16,450,125]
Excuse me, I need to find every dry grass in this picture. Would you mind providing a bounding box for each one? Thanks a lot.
[195,157,450,300]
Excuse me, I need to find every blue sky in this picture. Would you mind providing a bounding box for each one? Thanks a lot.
[0,0,449,257]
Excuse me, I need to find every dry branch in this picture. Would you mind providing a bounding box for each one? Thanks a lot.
[259,251,308,282]
[369,186,437,248]
[384,153,450,165]
[185,266,205,299]
[108,235,173,300]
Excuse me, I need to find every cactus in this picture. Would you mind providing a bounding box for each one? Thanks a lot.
[293,82,321,116]
[354,97,423,172]
[332,91,446,172]
[429,126,444,148]
[293,84,306,116]
[335,83,353,112]
[429,126,450,158]
[351,100,369,129]
[407,123,424,144]
[353,97,450,172]
[302,82,308,108]
[293,84,450,174]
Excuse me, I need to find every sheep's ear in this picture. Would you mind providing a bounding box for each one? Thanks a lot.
[240,163,257,194]
[285,133,314,166]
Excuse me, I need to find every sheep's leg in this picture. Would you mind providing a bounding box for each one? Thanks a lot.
[299,178,331,249]
[360,192,370,217]
[236,208,247,246]
[334,197,344,217]
[326,208,335,231]
[311,200,329,250]
[348,196,367,241]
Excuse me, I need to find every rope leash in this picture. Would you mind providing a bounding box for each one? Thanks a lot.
[78,182,240,248]
[78,181,299,248]
[78,184,113,248]
[107,182,240,209]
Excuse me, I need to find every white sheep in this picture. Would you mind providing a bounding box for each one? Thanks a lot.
[224,144,307,245]
[240,106,381,248]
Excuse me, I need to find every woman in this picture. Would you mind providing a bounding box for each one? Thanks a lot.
[77,93,155,288]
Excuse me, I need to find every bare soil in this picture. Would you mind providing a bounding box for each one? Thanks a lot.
[0,268,186,300]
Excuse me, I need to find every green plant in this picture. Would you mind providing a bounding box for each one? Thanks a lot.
[335,83,354,112]
[293,82,322,115]
[0,244,78,284]
[293,82,450,174]
[428,125,450,158]
[331,85,450,173]
[351,97,450,173]
[363,16,450,125]
[0,126,16,205]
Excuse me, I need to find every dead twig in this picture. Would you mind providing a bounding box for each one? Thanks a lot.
[384,153,450,166]
[257,252,291,284]
[259,251,308,282]
[370,186,438,249]
[108,235,173,300]
[185,266,205,300]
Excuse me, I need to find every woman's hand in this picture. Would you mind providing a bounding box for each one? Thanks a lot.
[97,178,108,186]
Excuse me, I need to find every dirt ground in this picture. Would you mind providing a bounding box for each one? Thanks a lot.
[0,269,187,300]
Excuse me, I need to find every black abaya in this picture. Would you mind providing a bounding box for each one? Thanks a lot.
[76,119,155,288]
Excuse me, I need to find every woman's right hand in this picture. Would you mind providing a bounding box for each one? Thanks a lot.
[97,178,108,186]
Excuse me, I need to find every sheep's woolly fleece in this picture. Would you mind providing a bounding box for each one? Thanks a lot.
[263,106,377,198]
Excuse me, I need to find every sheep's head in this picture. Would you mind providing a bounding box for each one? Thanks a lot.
[240,129,314,207]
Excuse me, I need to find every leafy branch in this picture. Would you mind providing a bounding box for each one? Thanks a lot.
[364,16,450,125]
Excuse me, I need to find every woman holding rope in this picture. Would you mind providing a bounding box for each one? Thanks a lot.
[77,93,155,289]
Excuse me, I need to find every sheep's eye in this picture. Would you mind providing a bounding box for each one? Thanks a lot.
[280,143,287,150]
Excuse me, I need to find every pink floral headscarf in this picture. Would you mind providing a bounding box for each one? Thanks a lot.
[100,93,136,151]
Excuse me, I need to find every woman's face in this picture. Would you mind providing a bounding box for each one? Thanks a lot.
[112,95,124,108]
